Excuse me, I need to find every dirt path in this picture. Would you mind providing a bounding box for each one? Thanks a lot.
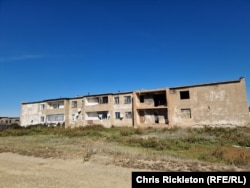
[0,152,139,188]
[1,151,249,188]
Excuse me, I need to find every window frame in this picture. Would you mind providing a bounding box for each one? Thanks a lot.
[180,91,190,100]
[115,112,120,119]
[124,96,131,104]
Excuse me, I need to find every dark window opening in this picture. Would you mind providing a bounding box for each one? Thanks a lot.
[139,95,144,103]
[98,111,108,119]
[100,96,108,104]
[180,91,190,99]
[154,112,159,124]
[153,94,167,106]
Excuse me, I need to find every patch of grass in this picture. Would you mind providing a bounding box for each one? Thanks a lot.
[1,125,250,167]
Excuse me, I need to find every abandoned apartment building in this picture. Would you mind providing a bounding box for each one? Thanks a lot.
[20,77,250,128]
[0,117,20,126]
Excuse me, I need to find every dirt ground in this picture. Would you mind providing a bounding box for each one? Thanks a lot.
[0,152,136,188]
[0,151,249,188]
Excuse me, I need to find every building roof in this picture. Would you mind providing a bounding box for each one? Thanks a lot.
[169,77,244,90]
[21,97,72,105]
[21,91,133,104]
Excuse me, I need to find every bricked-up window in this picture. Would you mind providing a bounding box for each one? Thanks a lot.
[180,91,190,99]
[125,112,132,119]
[181,108,191,119]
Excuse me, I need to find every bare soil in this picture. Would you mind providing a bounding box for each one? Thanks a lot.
[0,152,135,188]
[0,151,249,188]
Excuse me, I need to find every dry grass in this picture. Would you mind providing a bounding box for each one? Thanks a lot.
[0,124,250,171]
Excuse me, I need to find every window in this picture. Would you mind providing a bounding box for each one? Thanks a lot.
[115,112,120,119]
[124,96,131,104]
[40,104,45,110]
[100,96,108,104]
[53,103,59,109]
[125,112,132,119]
[72,101,77,108]
[139,95,144,103]
[180,91,190,99]
[47,114,64,122]
[50,101,64,109]
[98,111,108,119]
[71,114,78,121]
[114,96,119,104]
[40,116,45,123]
[181,109,191,119]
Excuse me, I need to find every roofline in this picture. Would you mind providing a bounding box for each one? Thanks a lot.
[84,91,133,97]
[133,88,167,93]
[0,116,19,119]
[21,77,244,104]
[22,97,72,105]
[21,91,133,104]
[169,77,244,90]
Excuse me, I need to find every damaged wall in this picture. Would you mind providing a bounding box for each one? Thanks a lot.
[168,77,249,127]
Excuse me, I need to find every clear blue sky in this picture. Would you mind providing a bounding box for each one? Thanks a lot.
[0,0,249,117]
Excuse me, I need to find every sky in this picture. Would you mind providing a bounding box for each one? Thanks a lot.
[0,0,249,117]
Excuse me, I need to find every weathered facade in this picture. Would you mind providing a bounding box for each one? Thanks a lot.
[20,77,250,128]
[0,116,20,125]
[167,77,249,127]
[133,77,249,127]
[21,92,133,128]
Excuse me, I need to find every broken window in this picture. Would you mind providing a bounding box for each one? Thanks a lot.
[181,109,191,119]
[180,91,190,99]
[124,96,131,104]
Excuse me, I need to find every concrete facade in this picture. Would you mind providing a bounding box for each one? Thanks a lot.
[167,77,249,127]
[21,92,133,128]
[133,77,249,127]
[20,77,250,128]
